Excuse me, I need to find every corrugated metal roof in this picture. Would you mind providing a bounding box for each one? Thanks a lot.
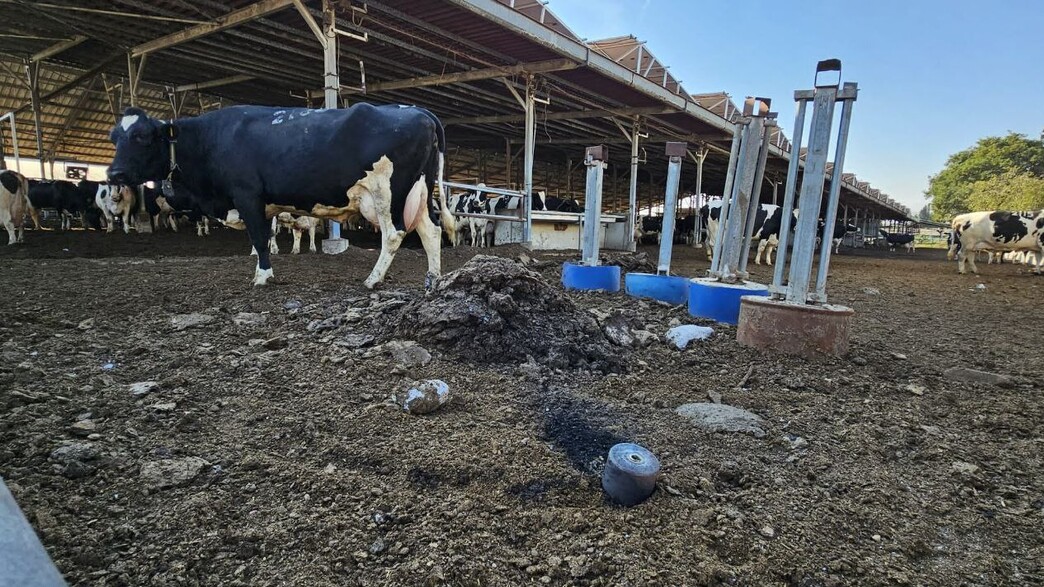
[0,0,908,218]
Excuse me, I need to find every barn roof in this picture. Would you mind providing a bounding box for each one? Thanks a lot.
[0,0,909,219]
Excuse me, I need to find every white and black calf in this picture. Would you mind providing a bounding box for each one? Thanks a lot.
[948,210,1044,274]
[107,103,454,288]
[94,183,136,233]
[879,229,915,253]
[270,213,321,254]
[1,170,30,244]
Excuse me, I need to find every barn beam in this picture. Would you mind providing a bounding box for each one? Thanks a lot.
[12,53,122,116]
[130,0,296,57]
[173,74,255,93]
[45,75,98,162]
[443,104,675,126]
[350,58,578,95]
[30,35,87,63]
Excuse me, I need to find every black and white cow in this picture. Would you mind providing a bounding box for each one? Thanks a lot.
[107,104,454,287]
[878,229,915,253]
[1,170,30,244]
[702,201,794,265]
[532,190,581,213]
[27,179,87,230]
[948,210,1044,274]
[830,221,859,253]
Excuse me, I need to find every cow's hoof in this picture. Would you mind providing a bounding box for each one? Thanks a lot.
[363,278,379,290]
[424,272,439,293]
[253,266,274,286]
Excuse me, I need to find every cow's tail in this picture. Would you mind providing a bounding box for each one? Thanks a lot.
[947,218,962,260]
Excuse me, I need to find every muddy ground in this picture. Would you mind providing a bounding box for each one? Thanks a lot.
[1,226,1042,587]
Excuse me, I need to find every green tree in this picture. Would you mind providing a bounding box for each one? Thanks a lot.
[966,171,1044,211]
[917,204,931,221]
[926,133,1044,220]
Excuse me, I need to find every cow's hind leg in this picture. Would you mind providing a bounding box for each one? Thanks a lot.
[308,223,317,253]
[415,208,443,291]
[3,219,15,245]
[269,216,280,255]
[365,213,405,289]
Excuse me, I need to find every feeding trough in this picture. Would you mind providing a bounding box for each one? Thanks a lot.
[624,142,691,305]
[737,60,859,358]
[562,145,621,292]
[688,97,775,323]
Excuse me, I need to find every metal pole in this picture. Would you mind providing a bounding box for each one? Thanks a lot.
[627,116,639,250]
[693,148,705,245]
[522,76,536,244]
[323,1,343,242]
[709,121,745,274]
[771,96,809,292]
[812,86,856,301]
[657,142,686,274]
[24,60,45,179]
[581,146,607,266]
[738,119,773,275]
[1,113,21,173]
[718,113,764,281]
[785,86,839,303]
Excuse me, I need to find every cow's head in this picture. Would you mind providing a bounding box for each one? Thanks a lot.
[107,107,174,186]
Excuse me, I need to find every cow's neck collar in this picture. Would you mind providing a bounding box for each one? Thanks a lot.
[162,120,180,196]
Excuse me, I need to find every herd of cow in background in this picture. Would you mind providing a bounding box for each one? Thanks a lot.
[1,167,1042,275]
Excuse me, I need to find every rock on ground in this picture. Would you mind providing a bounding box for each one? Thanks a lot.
[675,402,766,438]
[139,457,208,490]
[666,325,714,349]
[383,256,625,373]
[171,313,215,331]
[943,367,1013,387]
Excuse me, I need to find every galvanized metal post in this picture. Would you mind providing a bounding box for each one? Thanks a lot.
[692,147,706,245]
[657,142,686,274]
[738,114,775,274]
[24,60,45,179]
[812,85,857,300]
[627,116,640,250]
[581,145,607,266]
[322,1,344,242]
[785,87,837,302]
[522,76,536,244]
[1,113,20,172]
[715,98,772,282]
[709,122,745,274]
[771,96,811,292]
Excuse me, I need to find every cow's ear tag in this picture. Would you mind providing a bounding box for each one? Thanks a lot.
[161,180,175,198]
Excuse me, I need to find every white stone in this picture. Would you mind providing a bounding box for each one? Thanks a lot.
[665,325,714,349]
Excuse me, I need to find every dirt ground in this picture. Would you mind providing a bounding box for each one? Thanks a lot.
[1,226,1042,587]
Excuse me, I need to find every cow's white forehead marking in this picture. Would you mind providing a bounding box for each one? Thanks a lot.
[120,115,139,131]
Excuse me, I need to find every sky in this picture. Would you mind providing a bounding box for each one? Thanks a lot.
[546,0,1044,212]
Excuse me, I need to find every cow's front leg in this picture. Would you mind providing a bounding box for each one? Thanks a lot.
[237,199,274,285]
[291,228,302,254]
[308,223,317,253]
[121,210,131,234]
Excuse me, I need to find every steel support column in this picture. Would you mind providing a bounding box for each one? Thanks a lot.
[657,142,686,274]
[24,60,45,178]
[581,146,607,266]
[627,116,640,251]
[522,76,536,244]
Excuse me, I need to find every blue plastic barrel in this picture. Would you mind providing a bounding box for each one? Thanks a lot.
[688,277,769,324]
[624,273,690,305]
[562,262,621,292]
